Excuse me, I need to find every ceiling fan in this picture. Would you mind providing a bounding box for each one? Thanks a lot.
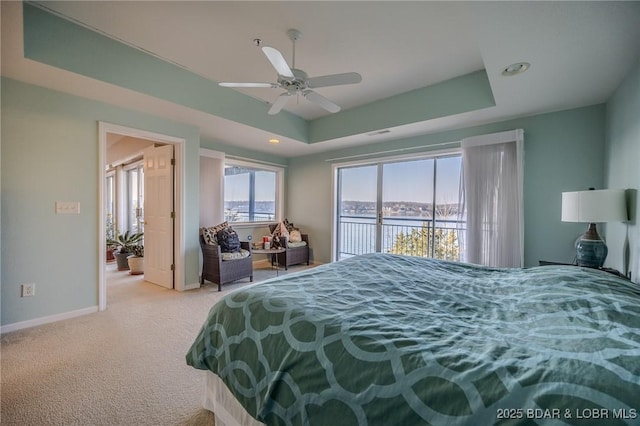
[219,29,362,115]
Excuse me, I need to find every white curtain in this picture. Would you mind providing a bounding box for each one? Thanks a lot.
[458,130,524,268]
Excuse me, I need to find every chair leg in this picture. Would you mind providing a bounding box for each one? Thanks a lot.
[217,282,222,292]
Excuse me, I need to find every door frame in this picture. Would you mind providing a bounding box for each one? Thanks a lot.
[330,147,461,262]
[98,122,186,311]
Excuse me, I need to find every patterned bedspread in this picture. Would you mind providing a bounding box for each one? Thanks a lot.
[186,253,640,425]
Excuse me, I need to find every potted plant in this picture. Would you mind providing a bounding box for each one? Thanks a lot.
[127,244,144,275]
[109,230,143,271]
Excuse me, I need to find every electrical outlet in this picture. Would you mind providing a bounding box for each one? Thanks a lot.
[21,283,36,297]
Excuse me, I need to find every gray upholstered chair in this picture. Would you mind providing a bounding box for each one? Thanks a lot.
[268,224,310,270]
[199,229,253,291]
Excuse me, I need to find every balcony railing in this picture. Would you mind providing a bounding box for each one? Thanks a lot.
[338,215,465,261]
[224,211,275,222]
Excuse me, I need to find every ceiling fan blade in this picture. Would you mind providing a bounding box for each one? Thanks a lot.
[268,93,291,115]
[219,82,277,88]
[307,72,362,89]
[303,90,341,113]
[262,46,294,79]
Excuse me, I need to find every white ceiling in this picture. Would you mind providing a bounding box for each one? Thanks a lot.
[2,1,640,157]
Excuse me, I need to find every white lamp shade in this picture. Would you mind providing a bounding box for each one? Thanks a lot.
[561,189,627,223]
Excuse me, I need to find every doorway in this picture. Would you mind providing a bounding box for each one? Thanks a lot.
[98,122,186,311]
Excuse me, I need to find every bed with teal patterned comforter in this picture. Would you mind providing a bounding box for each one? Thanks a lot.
[186,253,640,425]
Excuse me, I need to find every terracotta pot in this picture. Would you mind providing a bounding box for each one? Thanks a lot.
[106,247,116,262]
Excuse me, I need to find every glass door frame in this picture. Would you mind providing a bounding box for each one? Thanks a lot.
[331,148,461,262]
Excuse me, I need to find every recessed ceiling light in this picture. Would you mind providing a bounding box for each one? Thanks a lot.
[501,62,530,76]
[269,138,280,144]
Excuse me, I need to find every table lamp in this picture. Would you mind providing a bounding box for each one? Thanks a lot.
[561,188,627,268]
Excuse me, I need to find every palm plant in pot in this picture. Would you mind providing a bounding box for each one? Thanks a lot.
[127,244,144,275]
[108,231,144,271]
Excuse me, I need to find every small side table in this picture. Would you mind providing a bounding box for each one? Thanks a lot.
[253,248,286,276]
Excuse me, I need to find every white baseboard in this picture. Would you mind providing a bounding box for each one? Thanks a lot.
[0,306,98,334]
[183,282,201,291]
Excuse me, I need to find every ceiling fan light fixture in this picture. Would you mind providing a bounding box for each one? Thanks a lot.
[502,62,530,76]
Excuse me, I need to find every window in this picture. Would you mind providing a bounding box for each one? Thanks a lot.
[105,171,116,240]
[124,161,144,234]
[224,159,284,225]
[335,152,463,261]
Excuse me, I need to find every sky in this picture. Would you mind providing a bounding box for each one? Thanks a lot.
[222,156,462,205]
[224,170,275,202]
[340,156,462,204]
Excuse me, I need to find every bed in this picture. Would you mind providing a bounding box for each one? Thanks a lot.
[186,253,640,425]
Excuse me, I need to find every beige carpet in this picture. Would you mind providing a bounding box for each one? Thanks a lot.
[1,261,314,425]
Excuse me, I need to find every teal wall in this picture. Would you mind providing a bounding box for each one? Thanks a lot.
[22,3,308,143]
[3,1,634,328]
[287,105,607,267]
[200,138,288,169]
[198,138,289,245]
[1,78,201,326]
[308,70,495,143]
[22,3,493,148]
[605,56,640,280]
[0,80,619,329]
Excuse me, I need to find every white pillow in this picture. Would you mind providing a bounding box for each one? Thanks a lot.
[289,230,302,243]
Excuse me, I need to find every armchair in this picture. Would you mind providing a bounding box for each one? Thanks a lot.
[268,224,310,270]
[199,230,253,291]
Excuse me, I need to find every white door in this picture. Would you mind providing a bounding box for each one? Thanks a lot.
[143,144,174,288]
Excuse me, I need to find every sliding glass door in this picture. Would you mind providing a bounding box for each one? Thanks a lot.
[336,165,380,256]
[335,154,463,261]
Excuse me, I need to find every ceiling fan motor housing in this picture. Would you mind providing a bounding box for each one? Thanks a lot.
[280,68,309,92]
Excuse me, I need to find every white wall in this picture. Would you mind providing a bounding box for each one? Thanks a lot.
[199,152,225,228]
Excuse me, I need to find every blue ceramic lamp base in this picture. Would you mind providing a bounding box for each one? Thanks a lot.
[575,223,608,268]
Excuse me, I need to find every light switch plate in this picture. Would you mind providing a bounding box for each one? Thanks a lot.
[55,201,80,214]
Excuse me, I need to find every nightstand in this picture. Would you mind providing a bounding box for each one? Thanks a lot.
[538,260,629,280]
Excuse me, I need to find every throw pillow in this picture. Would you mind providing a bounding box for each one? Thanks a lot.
[289,229,302,243]
[202,221,229,245]
[272,221,290,240]
[201,227,217,245]
[284,218,298,232]
[270,221,289,249]
[217,226,241,253]
[211,221,229,234]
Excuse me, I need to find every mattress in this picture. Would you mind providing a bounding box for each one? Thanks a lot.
[187,253,640,425]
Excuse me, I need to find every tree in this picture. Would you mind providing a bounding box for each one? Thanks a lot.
[388,224,460,261]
